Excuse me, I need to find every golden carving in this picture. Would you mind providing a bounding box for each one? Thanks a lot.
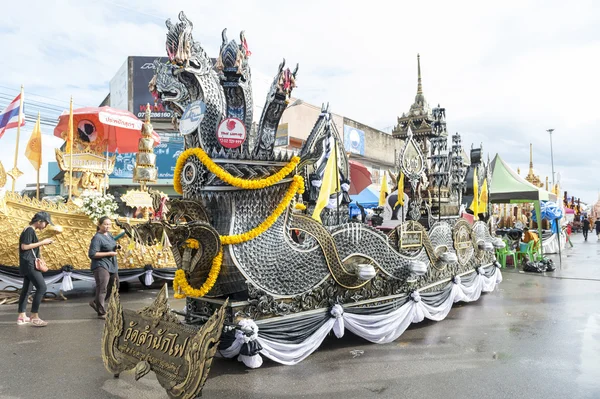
[102,285,227,399]
[0,161,6,188]
[121,189,154,208]
[0,191,175,270]
[55,148,116,174]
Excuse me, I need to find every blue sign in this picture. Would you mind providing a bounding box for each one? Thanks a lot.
[110,134,184,180]
[179,101,206,135]
[343,125,365,156]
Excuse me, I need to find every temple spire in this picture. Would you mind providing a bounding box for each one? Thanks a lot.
[417,53,423,95]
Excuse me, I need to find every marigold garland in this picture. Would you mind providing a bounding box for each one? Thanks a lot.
[220,175,304,245]
[173,175,305,298]
[173,247,224,299]
[184,238,200,249]
[294,203,307,210]
[174,146,301,194]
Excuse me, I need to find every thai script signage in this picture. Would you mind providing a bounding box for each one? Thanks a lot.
[102,285,228,399]
[217,118,246,149]
[55,149,115,174]
[400,230,423,249]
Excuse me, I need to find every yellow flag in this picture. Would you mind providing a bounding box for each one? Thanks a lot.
[25,114,42,170]
[394,172,405,208]
[478,178,488,214]
[65,97,74,153]
[379,173,389,207]
[311,150,340,223]
[469,169,479,219]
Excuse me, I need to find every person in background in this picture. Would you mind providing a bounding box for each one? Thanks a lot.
[88,216,121,319]
[595,218,600,240]
[522,227,539,246]
[582,217,591,241]
[17,212,54,327]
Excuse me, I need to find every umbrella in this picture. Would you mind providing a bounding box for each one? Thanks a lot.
[53,106,160,153]
[348,160,372,195]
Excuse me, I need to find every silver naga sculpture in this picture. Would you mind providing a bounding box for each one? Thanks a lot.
[139,11,497,320]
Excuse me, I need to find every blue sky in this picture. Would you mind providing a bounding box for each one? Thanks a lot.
[0,0,599,204]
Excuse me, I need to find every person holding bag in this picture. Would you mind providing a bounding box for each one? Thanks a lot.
[88,216,121,320]
[17,211,54,327]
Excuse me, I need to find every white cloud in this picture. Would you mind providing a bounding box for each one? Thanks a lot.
[0,0,599,203]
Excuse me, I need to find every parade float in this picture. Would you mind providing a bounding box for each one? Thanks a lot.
[0,105,177,292]
[110,11,503,381]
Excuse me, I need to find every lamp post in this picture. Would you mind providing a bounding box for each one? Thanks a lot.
[547,128,555,187]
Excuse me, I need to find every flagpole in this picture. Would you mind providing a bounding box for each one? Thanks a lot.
[334,138,340,225]
[68,96,74,201]
[36,112,40,200]
[11,85,24,192]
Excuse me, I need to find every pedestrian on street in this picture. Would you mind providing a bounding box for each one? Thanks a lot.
[17,212,54,327]
[582,217,591,241]
[88,216,121,319]
[595,219,600,241]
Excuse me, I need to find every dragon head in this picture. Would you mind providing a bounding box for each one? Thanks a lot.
[148,59,190,122]
[215,28,251,81]
[277,61,298,100]
[165,11,212,74]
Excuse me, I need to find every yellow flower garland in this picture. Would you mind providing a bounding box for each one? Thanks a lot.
[173,247,224,299]
[294,203,307,210]
[173,146,300,194]
[184,238,200,249]
[173,174,305,298]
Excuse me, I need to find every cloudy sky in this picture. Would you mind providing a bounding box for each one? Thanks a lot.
[0,0,598,204]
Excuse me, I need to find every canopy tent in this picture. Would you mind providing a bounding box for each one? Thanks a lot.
[349,185,380,218]
[489,154,559,257]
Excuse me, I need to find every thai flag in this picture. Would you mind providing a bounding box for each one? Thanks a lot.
[0,94,25,139]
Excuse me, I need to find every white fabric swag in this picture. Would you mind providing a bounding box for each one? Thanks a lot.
[0,268,173,292]
[221,266,502,366]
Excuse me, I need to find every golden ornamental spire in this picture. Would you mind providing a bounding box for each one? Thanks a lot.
[145,103,152,123]
[417,53,423,95]
[529,143,534,171]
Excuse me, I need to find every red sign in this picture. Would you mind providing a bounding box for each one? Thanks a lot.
[216,118,246,149]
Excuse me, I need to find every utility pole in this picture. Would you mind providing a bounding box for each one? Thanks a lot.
[547,129,555,187]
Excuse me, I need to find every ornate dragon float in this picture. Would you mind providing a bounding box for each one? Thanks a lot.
[116,11,503,370]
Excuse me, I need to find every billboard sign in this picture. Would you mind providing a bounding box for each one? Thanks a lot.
[109,60,128,111]
[110,133,184,180]
[343,125,365,156]
[131,56,173,120]
[274,123,289,147]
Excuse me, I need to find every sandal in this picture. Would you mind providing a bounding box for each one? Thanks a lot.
[31,318,48,327]
[17,316,31,325]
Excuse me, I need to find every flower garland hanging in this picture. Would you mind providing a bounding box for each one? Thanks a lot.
[173,147,300,194]
[173,247,223,299]
[172,174,305,298]
[220,175,304,245]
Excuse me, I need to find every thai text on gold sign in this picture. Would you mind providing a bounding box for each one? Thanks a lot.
[400,231,422,249]
[116,309,195,379]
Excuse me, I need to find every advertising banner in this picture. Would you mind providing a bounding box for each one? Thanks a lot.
[343,124,365,156]
[274,123,289,147]
[110,133,184,179]
[131,56,173,120]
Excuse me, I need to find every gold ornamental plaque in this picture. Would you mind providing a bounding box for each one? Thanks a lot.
[102,285,227,399]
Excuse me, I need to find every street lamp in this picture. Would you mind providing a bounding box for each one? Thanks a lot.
[547,129,555,187]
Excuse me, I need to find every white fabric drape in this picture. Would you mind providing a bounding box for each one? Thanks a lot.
[542,233,566,254]
[223,266,502,367]
[0,268,173,291]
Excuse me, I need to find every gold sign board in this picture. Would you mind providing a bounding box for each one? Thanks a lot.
[400,231,423,249]
[56,149,115,174]
[121,189,154,208]
[102,285,227,399]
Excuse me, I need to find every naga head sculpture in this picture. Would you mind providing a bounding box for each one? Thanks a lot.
[148,60,190,123]
[215,28,251,80]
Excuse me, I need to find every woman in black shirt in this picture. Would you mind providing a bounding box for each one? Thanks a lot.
[17,211,54,327]
[88,216,120,319]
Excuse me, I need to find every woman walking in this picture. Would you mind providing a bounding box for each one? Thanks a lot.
[17,211,54,327]
[88,216,120,319]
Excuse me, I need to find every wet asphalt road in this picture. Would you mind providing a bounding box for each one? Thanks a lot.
[0,233,599,399]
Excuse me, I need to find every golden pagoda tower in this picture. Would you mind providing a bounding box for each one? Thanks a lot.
[133,104,158,190]
[524,143,543,188]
